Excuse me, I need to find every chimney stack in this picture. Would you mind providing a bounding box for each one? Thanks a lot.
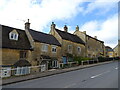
[25,19,30,30]
[64,25,68,32]
[51,22,56,31]
[24,19,34,49]
[76,25,79,31]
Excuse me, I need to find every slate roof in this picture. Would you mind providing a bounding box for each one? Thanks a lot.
[86,34,104,43]
[40,55,51,59]
[14,59,31,67]
[29,29,61,46]
[55,29,85,45]
[105,46,113,52]
[1,25,31,50]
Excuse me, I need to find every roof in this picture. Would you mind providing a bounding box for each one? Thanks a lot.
[113,44,118,50]
[105,46,113,52]
[55,29,85,45]
[40,55,51,59]
[14,60,31,67]
[29,29,61,46]
[1,25,32,50]
[105,46,112,49]
[86,34,104,43]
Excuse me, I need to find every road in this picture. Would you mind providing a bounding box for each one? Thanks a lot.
[3,61,118,88]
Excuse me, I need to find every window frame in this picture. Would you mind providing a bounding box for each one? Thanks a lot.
[20,51,27,59]
[68,45,72,52]
[9,32,18,40]
[51,46,57,53]
[15,67,30,75]
[42,44,48,52]
[77,46,81,53]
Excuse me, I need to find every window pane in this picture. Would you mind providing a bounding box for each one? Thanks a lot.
[20,51,27,58]
[10,33,18,40]
[52,48,54,52]
[11,33,14,39]
[14,34,17,39]
[42,44,48,51]
[45,45,48,51]
[68,45,72,51]
[77,47,81,52]
[52,46,56,52]
[20,51,23,58]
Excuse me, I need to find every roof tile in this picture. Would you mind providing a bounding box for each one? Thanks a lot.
[55,29,85,45]
[1,25,31,50]
[29,29,61,46]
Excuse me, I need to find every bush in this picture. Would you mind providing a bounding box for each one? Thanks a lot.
[98,57,115,62]
[114,57,120,60]
[81,57,92,61]
[98,57,106,62]
[73,56,92,65]
[73,56,82,65]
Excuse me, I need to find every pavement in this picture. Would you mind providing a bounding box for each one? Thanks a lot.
[2,61,115,86]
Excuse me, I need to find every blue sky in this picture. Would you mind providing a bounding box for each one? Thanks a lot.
[0,0,119,48]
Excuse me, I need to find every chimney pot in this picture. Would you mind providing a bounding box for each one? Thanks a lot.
[25,19,30,30]
[51,22,56,30]
[64,25,68,32]
[76,25,79,31]
[28,19,29,23]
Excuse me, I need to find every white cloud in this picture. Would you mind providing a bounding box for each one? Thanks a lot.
[80,20,100,33]
[79,14,118,48]
[83,0,118,15]
[0,0,118,48]
[0,0,118,31]
[0,0,85,31]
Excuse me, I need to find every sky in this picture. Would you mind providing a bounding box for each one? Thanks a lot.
[0,0,119,48]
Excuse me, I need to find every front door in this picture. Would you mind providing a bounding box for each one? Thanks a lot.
[40,64,46,72]
[52,60,58,68]
[40,60,48,72]
[63,56,67,64]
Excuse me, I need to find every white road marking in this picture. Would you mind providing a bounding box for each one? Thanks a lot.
[115,67,118,70]
[91,71,110,79]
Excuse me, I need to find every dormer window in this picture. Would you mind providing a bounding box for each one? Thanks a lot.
[9,30,18,40]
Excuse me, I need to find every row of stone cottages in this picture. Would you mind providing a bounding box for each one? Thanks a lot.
[0,20,105,76]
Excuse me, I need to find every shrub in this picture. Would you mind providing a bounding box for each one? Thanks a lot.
[73,56,82,65]
[73,56,92,65]
[97,56,113,62]
[81,57,92,61]
[114,57,120,60]
[98,56,105,62]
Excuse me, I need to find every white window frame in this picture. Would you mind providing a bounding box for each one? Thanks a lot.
[42,44,48,52]
[15,67,30,75]
[77,47,81,53]
[9,32,18,40]
[51,46,57,53]
[52,60,58,68]
[68,45,72,52]
[1,67,11,78]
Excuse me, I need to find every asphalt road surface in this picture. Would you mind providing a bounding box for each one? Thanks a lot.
[3,61,118,88]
